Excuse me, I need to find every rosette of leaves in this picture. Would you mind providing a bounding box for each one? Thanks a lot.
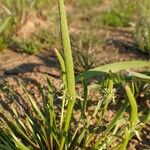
[0,0,150,150]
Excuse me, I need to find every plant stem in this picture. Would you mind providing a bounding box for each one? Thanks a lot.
[58,0,76,149]
[125,85,138,125]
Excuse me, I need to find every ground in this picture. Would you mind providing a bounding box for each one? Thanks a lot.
[0,1,150,149]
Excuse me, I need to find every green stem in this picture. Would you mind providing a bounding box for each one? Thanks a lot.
[58,0,76,149]
[125,85,138,125]
[119,85,139,150]
[120,129,131,150]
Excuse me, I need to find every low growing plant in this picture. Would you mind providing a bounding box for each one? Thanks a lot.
[1,0,26,33]
[72,33,102,72]
[0,73,150,150]
[10,37,42,54]
[19,40,41,54]
[0,0,28,51]
[0,12,13,50]
[101,0,136,27]
[36,29,59,51]
[0,0,150,150]
[101,10,125,27]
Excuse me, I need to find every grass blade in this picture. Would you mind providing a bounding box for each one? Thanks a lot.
[0,16,11,34]
[20,82,45,122]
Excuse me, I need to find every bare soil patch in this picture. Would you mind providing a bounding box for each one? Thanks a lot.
[0,1,149,149]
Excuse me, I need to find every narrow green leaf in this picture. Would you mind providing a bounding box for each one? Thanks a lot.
[54,48,67,88]
[76,61,150,81]
[94,101,128,149]
[2,121,30,150]
[125,85,139,125]
[47,77,57,149]
[120,128,131,150]
[20,82,45,122]
[0,16,11,34]
[0,144,13,150]
[0,133,14,150]
[128,71,150,82]
[54,49,67,130]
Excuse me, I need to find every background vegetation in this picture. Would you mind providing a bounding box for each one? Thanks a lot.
[0,0,150,150]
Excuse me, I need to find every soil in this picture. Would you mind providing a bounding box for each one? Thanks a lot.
[0,1,150,150]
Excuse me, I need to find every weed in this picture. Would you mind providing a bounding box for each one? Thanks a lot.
[10,37,41,54]
[0,15,12,50]
[71,33,103,72]
[22,40,41,54]
[1,71,150,150]
[101,0,136,27]
[101,10,125,27]
[36,29,59,51]
[0,0,150,150]
[2,0,26,32]
[11,29,58,54]
[20,41,41,54]
[0,0,28,52]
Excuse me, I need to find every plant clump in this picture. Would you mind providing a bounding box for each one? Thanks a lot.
[0,0,150,150]
[101,0,136,27]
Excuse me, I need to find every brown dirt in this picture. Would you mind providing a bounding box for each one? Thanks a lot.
[0,1,150,149]
[0,29,149,149]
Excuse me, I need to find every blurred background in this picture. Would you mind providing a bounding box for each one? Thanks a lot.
[0,0,150,74]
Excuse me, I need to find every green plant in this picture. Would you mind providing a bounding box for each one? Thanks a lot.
[0,74,150,150]
[36,29,59,51]
[76,61,150,81]
[0,12,12,50]
[101,0,136,27]
[11,38,41,54]
[101,10,125,27]
[78,0,101,7]
[0,0,150,150]
[72,33,102,72]
[135,0,150,56]
[20,41,41,54]
[0,36,7,51]
[73,49,98,73]
[0,0,28,52]
[1,0,26,33]
[11,29,58,54]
